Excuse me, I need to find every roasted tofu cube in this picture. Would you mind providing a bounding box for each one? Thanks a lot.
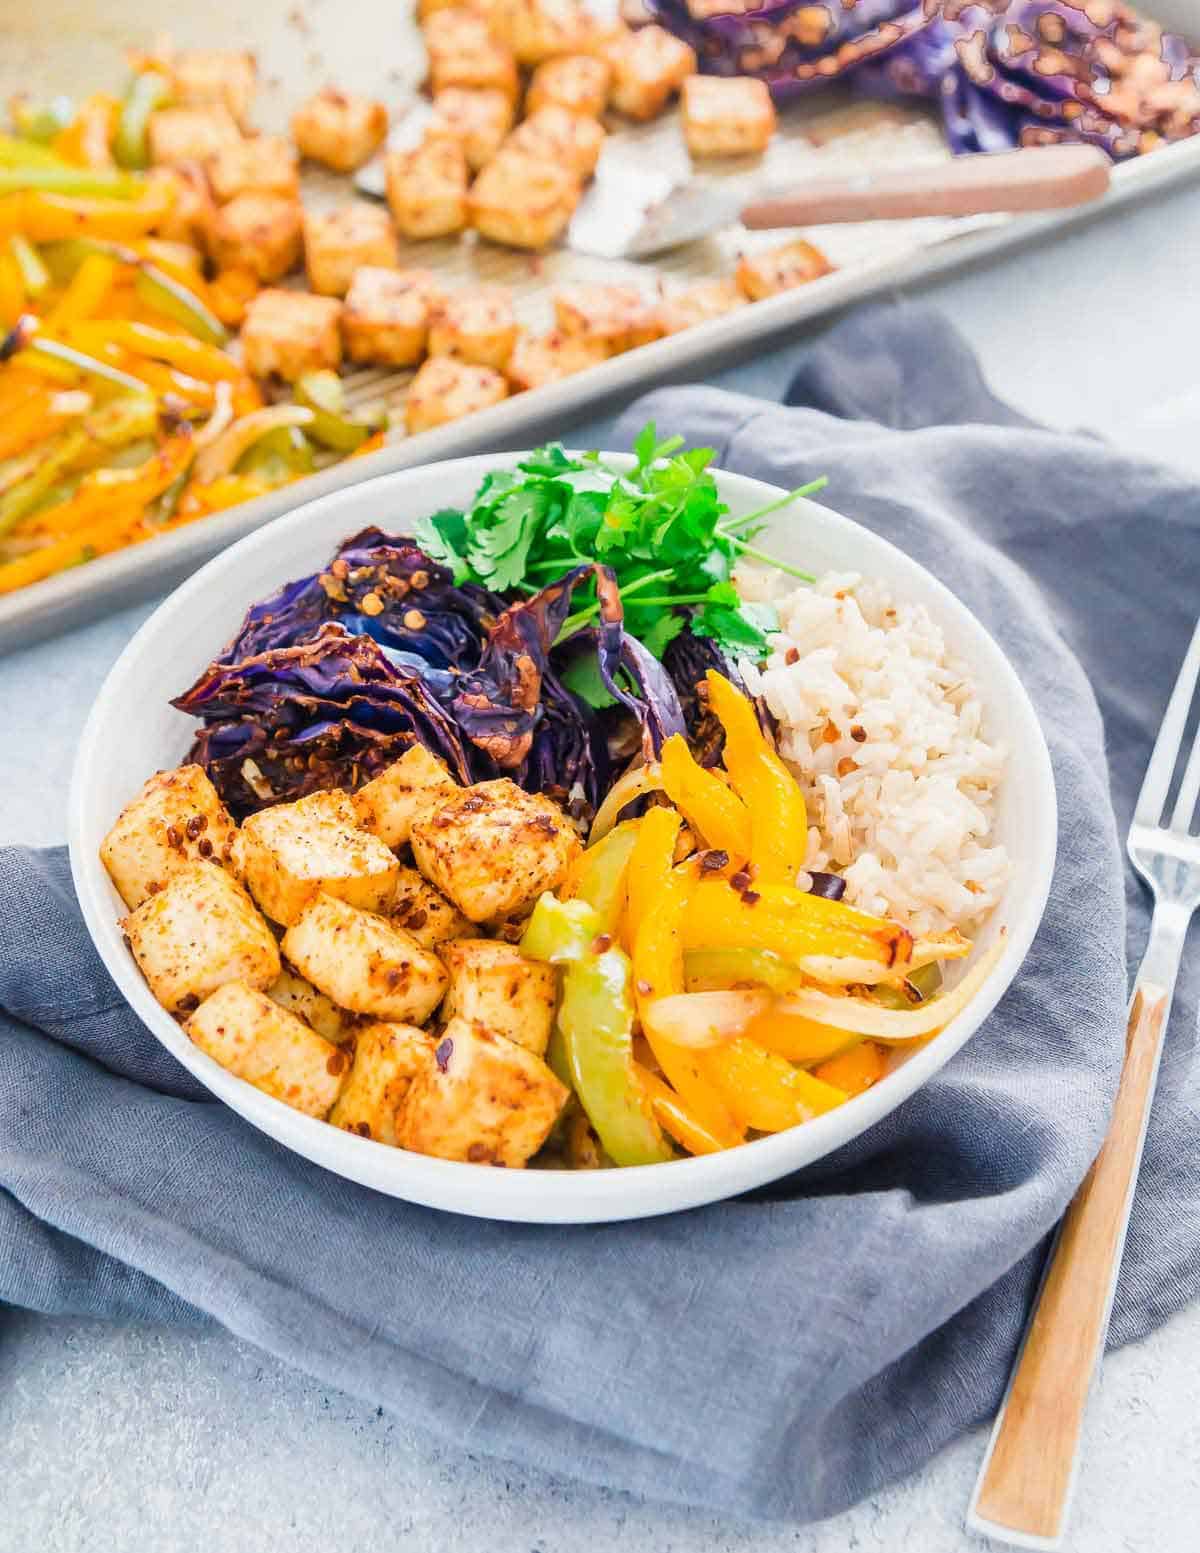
[238,788,400,926]
[505,327,608,391]
[125,862,280,1016]
[385,140,469,240]
[735,238,833,300]
[341,265,443,367]
[410,778,581,923]
[425,9,520,99]
[268,964,358,1045]
[680,74,775,157]
[303,201,398,297]
[657,275,747,335]
[101,763,239,911]
[389,865,473,949]
[207,134,299,203]
[282,893,448,1023]
[469,151,579,250]
[328,1021,435,1144]
[526,53,610,118]
[240,288,343,380]
[405,355,508,435]
[490,0,599,66]
[553,282,661,355]
[188,983,347,1118]
[147,162,217,247]
[426,87,514,171]
[291,87,388,173]
[208,192,302,282]
[605,24,696,120]
[351,743,460,848]
[428,286,518,370]
[396,1015,567,1165]
[439,939,556,1055]
[148,105,242,166]
[505,105,606,181]
[171,49,258,126]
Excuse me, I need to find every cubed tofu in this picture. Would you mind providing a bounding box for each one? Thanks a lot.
[208,192,302,282]
[148,105,242,166]
[428,286,518,370]
[385,140,469,240]
[303,201,398,297]
[504,105,606,181]
[425,10,520,99]
[605,24,697,120]
[439,939,556,1055]
[396,1015,567,1165]
[469,151,579,251]
[268,964,359,1045]
[101,763,239,911]
[426,87,514,171]
[187,982,347,1118]
[240,288,343,380]
[328,1021,435,1144]
[207,134,299,203]
[351,743,460,848]
[125,862,280,1016]
[282,893,449,1023]
[735,238,833,300]
[490,0,599,66]
[680,74,775,157]
[410,778,581,923]
[389,865,473,949]
[291,86,389,172]
[341,265,443,367]
[405,356,508,435]
[526,53,611,118]
[238,788,400,926]
[656,275,747,335]
[505,328,608,391]
[147,162,217,247]
[171,49,258,126]
[553,282,661,355]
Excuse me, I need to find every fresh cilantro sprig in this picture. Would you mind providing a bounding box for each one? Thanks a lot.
[415,422,827,671]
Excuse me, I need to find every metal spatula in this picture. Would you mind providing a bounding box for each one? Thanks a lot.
[567,143,1111,260]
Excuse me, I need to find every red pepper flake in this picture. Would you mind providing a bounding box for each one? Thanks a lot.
[700,849,730,872]
[850,725,867,743]
[165,824,183,850]
[185,814,206,839]
[467,1142,491,1163]
[636,979,653,996]
[360,592,384,617]
[403,608,427,631]
[197,838,213,858]
[590,932,613,955]
[741,889,761,906]
[730,868,753,892]
[176,993,199,1013]
[356,1120,372,1139]
[784,647,800,665]
[435,1037,454,1073]
[327,1049,348,1076]
[821,722,840,744]
[836,757,858,777]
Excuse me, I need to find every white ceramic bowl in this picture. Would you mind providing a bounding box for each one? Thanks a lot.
[69,455,1056,1224]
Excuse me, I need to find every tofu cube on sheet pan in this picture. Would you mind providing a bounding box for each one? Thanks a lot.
[468,150,579,250]
[267,964,359,1046]
[410,777,581,923]
[147,105,242,166]
[504,105,606,181]
[100,763,239,911]
[428,287,519,370]
[604,24,697,121]
[680,74,776,157]
[526,53,610,118]
[491,0,603,68]
[240,289,343,380]
[207,134,299,203]
[282,893,449,1023]
[385,141,470,240]
[553,283,661,356]
[505,328,609,390]
[389,865,474,950]
[303,201,398,297]
[237,788,400,926]
[291,86,389,172]
[657,276,747,336]
[328,1021,436,1144]
[208,192,303,283]
[351,744,460,850]
[396,1015,568,1166]
[169,48,258,126]
[404,355,509,434]
[187,983,348,1119]
[341,266,445,367]
[426,87,515,171]
[439,938,557,1056]
[735,238,833,300]
[425,10,520,100]
[124,862,280,1017]
[148,162,217,247]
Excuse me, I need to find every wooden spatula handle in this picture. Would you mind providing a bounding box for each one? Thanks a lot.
[740,144,1111,229]
[967,979,1171,1549]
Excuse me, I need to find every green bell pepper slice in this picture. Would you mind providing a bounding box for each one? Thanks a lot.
[133,264,228,346]
[568,819,639,934]
[295,372,387,453]
[683,946,805,995]
[8,98,75,145]
[114,72,172,171]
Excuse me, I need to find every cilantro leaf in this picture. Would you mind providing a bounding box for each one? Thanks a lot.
[560,653,618,709]
[640,612,686,659]
[691,598,778,656]
[415,508,470,584]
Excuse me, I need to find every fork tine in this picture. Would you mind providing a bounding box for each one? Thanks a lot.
[1135,616,1200,827]
[1170,697,1200,834]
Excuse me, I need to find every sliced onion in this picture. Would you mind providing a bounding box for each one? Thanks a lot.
[194,404,314,483]
[589,761,662,842]
[797,931,971,988]
[642,989,771,1048]
[192,379,234,454]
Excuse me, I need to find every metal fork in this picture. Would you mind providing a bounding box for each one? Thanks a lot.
[968,616,1200,1551]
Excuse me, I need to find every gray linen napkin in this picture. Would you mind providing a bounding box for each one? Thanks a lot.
[2,302,1197,1522]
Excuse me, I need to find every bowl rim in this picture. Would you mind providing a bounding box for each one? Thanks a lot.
[68,452,1058,1223]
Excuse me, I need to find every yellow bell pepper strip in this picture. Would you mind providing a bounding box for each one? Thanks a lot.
[634,1063,726,1156]
[175,472,275,519]
[701,1039,847,1133]
[100,353,215,409]
[742,1007,865,1067]
[8,236,49,298]
[0,133,72,170]
[522,893,675,1167]
[0,389,56,460]
[706,671,808,887]
[208,266,259,327]
[71,320,239,381]
[0,250,23,327]
[560,817,640,934]
[351,429,387,459]
[659,733,752,859]
[133,266,228,345]
[812,1040,887,1097]
[44,251,117,327]
[114,73,172,170]
[51,94,120,170]
[683,946,803,995]
[625,803,681,953]
[20,432,195,538]
[0,503,144,593]
[2,183,174,243]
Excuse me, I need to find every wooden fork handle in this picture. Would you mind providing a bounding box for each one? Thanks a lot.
[967,980,1171,1549]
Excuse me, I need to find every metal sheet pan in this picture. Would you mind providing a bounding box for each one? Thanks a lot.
[3,0,1198,652]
